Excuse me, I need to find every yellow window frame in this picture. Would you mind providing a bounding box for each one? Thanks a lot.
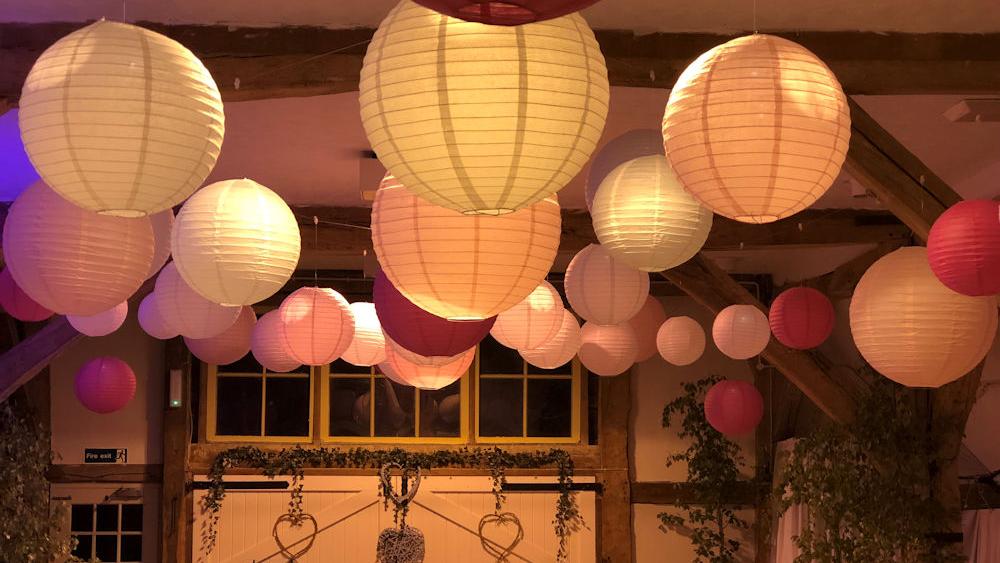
[205,363,314,444]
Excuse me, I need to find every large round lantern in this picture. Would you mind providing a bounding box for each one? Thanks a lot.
[586,129,663,210]
[341,302,387,367]
[704,379,764,436]
[185,306,255,366]
[593,155,712,272]
[251,310,301,373]
[927,200,1000,297]
[145,210,174,280]
[769,287,835,350]
[154,263,240,339]
[18,20,225,217]
[713,305,771,360]
[628,296,668,362]
[68,302,129,337]
[3,182,154,315]
[578,322,637,377]
[74,356,136,414]
[520,309,581,369]
[383,340,475,390]
[360,1,609,215]
[565,244,650,325]
[490,281,565,351]
[662,34,850,224]
[413,0,601,25]
[850,246,998,388]
[137,294,178,340]
[280,287,355,366]
[656,316,706,366]
[172,179,301,306]
[0,268,52,322]
[372,174,560,320]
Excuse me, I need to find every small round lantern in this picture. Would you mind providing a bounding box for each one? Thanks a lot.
[19,20,225,217]
[704,379,764,436]
[413,0,601,25]
[578,321,638,377]
[769,287,835,350]
[184,306,256,365]
[341,302,387,367]
[927,200,1000,296]
[251,310,301,373]
[154,263,241,339]
[68,302,129,337]
[565,244,650,325]
[383,340,475,391]
[280,287,356,366]
[520,309,581,370]
[490,281,565,351]
[586,129,663,210]
[74,356,136,414]
[145,210,174,280]
[628,296,668,362]
[656,316,706,366]
[0,268,52,322]
[137,294,178,340]
[663,34,850,224]
[713,305,771,360]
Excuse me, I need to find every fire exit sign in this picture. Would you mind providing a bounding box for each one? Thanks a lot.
[84,448,127,464]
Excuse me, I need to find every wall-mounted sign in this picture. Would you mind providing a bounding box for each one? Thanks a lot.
[84,448,127,464]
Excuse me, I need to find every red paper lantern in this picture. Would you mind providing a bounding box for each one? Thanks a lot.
[0,268,52,322]
[413,0,601,25]
[704,379,763,436]
[927,199,1000,296]
[769,287,835,350]
[374,273,495,358]
[74,356,136,414]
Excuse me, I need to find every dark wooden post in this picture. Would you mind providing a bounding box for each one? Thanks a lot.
[161,338,193,563]
[599,369,633,562]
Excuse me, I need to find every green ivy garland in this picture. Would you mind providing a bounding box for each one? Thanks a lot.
[204,446,582,560]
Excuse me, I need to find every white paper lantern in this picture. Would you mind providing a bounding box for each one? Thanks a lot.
[656,316,706,366]
[713,304,771,360]
[565,244,650,325]
[662,34,850,224]
[360,1,609,215]
[3,181,154,316]
[578,321,637,376]
[137,293,178,340]
[68,301,129,337]
[280,287,356,366]
[18,20,225,217]
[146,210,174,280]
[251,310,301,373]
[585,129,664,210]
[341,302,387,367]
[520,309,581,369]
[372,174,560,320]
[383,340,475,390]
[184,306,256,366]
[172,179,301,306]
[154,262,241,339]
[850,246,998,388]
[490,281,565,350]
[592,155,713,272]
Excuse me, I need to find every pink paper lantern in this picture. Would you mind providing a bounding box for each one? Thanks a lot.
[490,281,565,351]
[0,268,52,322]
[585,129,663,210]
[412,0,601,25]
[251,310,301,373]
[280,287,355,366]
[74,356,136,414]
[565,244,650,325]
[341,302,387,367]
[713,304,771,360]
[184,306,256,365]
[578,321,638,377]
[769,287,835,350]
[374,273,495,357]
[145,209,174,280]
[154,262,241,339]
[68,301,128,337]
[520,309,582,369]
[704,379,764,436]
[137,293,178,340]
[382,340,475,390]
[628,295,668,362]
[927,200,1000,296]
[656,316,706,366]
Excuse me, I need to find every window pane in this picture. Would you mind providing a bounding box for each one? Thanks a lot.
[479,336,523,375]
[527,379,572,437]
[588,372,599,446]
[121,504,143,532]
[71,504,93,532]
[265,377,311,437]
[419,381,461,438]
[219,353,263,374]
[329,378,371,437]
[479,378,523,437]
[216,377,263,436]
[374,378,415,438]
[95,504,118,532]
[72,535,92,559]
[95,534,117,562]
[330,358,371,375]
[121,534,143,561]
[526,359,573,375]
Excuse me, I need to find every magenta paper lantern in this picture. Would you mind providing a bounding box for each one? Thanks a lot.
[374,272,495,358]
[769,287,835,350]
[280,287,355,366]
[578,321,638,377]
[413,0,601,25]
[137,293,178,340]
[628,295,667,362]
[251,310,301,373]
[713,304,771,360]
[68,301,128,337]
[185,306,256,365]
[74,356,136,414]
[704,379,764,436]
[927,200,1000,296]
[382,340,475,390]
[0,268,52,322]
[585,129,663,210]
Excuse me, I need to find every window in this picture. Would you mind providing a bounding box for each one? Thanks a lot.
[70,503,143,562]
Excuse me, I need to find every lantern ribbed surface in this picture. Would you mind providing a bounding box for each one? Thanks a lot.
[185,306,256,366]
[3,182,154,316]
[172,179,301,306]
[593,155,713,272]
[927,200,1000,297]
[0,268,53,322]
[578,321,637,377]
[341,302,387,367]
[769,287,835,350]
[704,379,764,436]
[69,301,129,337]
[413,0,601,25]
[383,339,475,390]
[372,174,561,320]
[565,244,650,325]
[386,334,469,367]
[137,294,178,340]
[360,1,609,215]
[656,316,706,366]
[154,262,241,339]
[146,210,174,280]
[74,356,136,414]
[712,304,771,360]
[280,287,356,366]
[586,129,664,210]
[520,309,581,369]
[490,281,565,351]
[850,246,998,388]
[627,296,668,362]
[251,310,301,373]
[18,20,224,217]
[662,34,850,224]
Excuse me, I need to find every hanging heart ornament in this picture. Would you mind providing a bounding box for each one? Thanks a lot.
[272,512,319,562]
[379,462,422,507]
[478,512,525,562]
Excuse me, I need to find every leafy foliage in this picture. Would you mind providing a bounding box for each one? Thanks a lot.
[658,376,750,563]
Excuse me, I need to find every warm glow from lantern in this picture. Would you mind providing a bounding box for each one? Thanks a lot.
[68,302,129,337]
[280,287,356,366]
[383,339,475,390]
[578,321,638,377]
[341,302,387,367]
[712,305,771,360]
[565,244,650,325]
[251,310,301,373]
[154,262,241,339]
[656,316,706,366]
[185,306,256,366]
[490,281,565,351]
[520,309,581,370]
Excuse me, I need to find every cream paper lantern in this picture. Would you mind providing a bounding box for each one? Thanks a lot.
[372,174,561,320]
[68,301,129,337]
[383,340,475,390]
[359,1,610,215]
[172,179,301,306]
[592,155,713,272]
[18,20,225,217]
[3,181,154,316]
[490,281,565,351]
[662,34,850,224]
[656,316,706,366]
[137,294,178,340]
[521,309,581,370]
[578,321,638,376]
[145,210,174,280]
[280,287,356,366]
[564,244,650,325]
[850,246,998,388]
[185,306,256,366]
[251,310,301,373]
[341,302,387,367]
[713,305,771,360]
[154,262,241,339]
